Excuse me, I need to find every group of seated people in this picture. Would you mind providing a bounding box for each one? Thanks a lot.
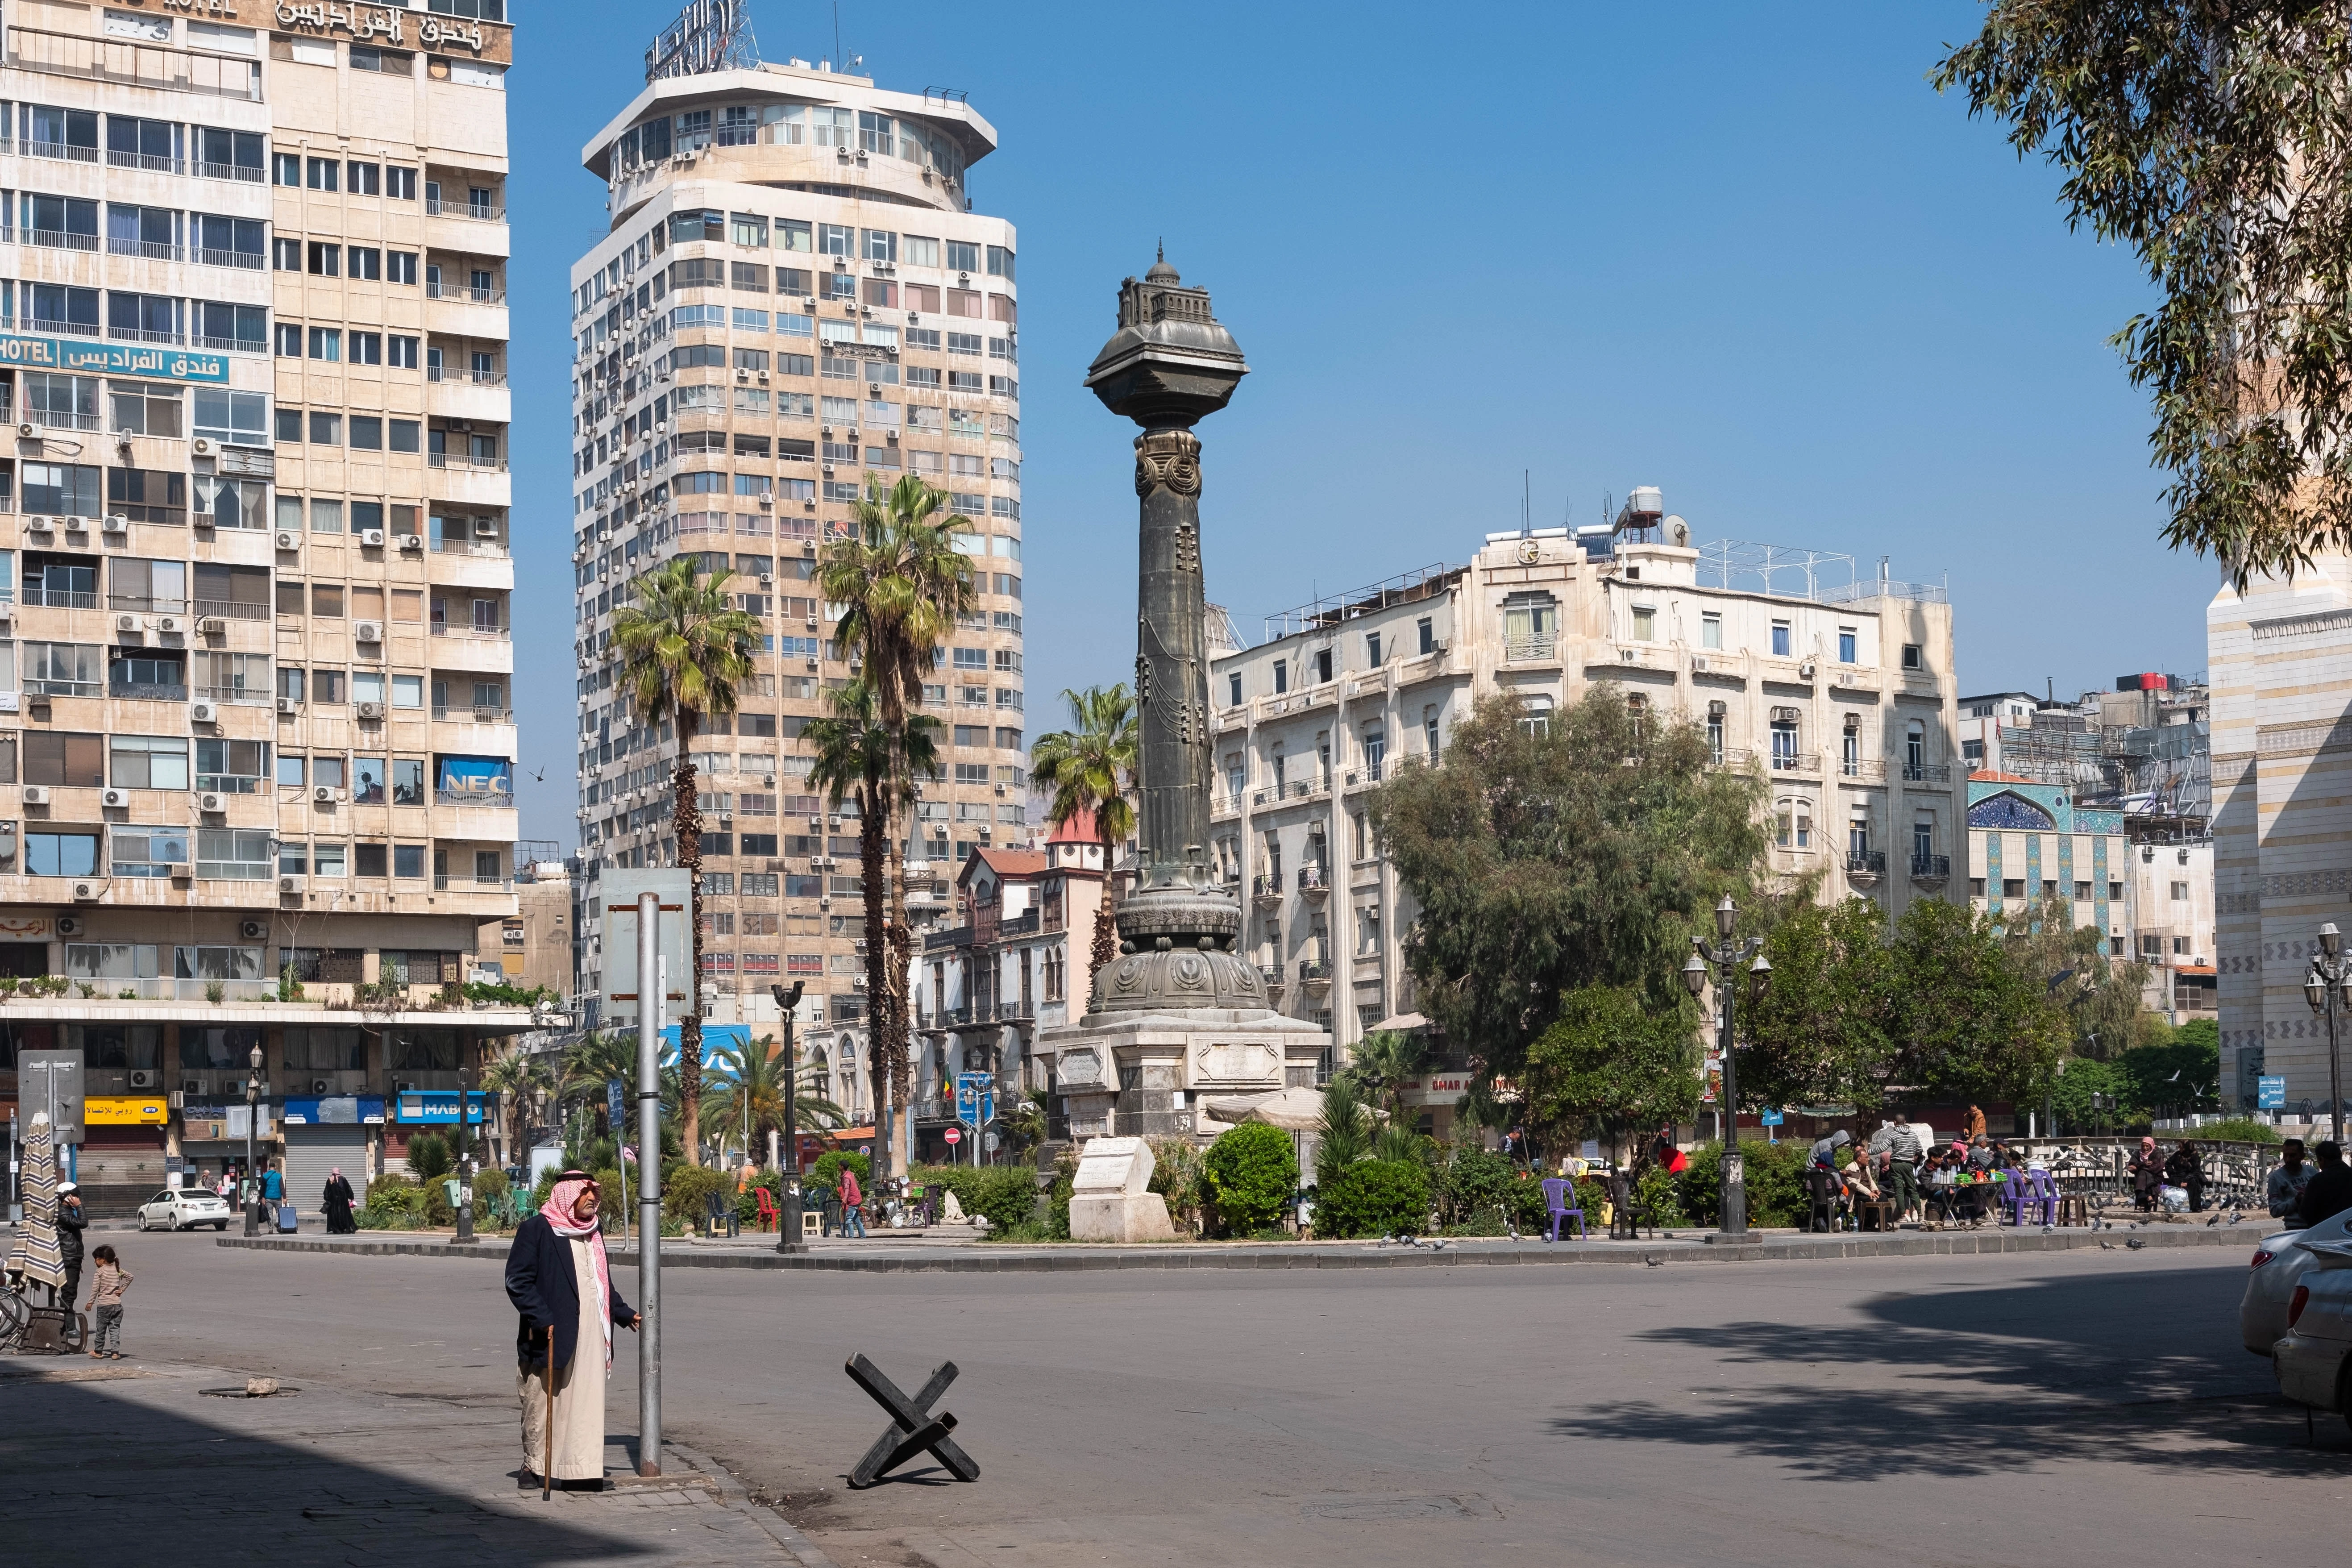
[1807,1127,2036,1227]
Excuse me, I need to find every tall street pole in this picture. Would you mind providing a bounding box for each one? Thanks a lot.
[773,981,806,1252]
[243,1042,260,1236]
[453,1044,474,1244]
[636,890,662,1477]
[1683,896,1770,1244]
[2305,922,2352,1145]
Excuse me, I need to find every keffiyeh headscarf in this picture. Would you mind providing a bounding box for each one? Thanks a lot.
[540,1174,615,1370]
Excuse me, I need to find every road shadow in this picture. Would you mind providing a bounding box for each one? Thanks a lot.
[1546,1266,2335,1478]
[0,1372,652,1563]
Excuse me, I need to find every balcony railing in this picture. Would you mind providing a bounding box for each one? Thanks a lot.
[425,197,506,221]
[109,681,187,702]
[1910,853,1951,879]
[192,159,262,183]
[1837,756,1885,781]
[431,621,512,641]
[1250,873,1282,899]
[195,247,263,270]
[5,26,262,99]
[1846,850,1887,878]
[22,588,99,609]
[1770,751,1821,774]
[1296,961,1332,984]
[430,704,514,723]
[108,324,183,346]
[18,137,98,164]
[426,365,508,386]
[194,684,269,706]
[25,228,98,252]
[24,677,99,696]
[192,335,263,356]
[431,534,509,556]
[434,790,515,809]
[432,874,514,891]
[110,148,183,174]
[106,237,183,262]
[1259,962,1284,986]
[428,451,509,473]
[1504,637,1558,662]
[22,409,101,431]
[1901,763,1953,784]
[1297,864,1328,892]
[191,597,268,621]
[426,281,505,305]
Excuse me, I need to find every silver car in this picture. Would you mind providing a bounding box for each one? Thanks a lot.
[137,1186,232,1232]
[2270,1241,2352,1423]
[2240,1206,2352,1354]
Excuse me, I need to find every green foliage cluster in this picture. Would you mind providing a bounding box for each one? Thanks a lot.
[356,1173,426,1231]
[2052,1016,2227,1131]
[1145,1137,1207,1234]
[1315,1158,1432,1239]
[405,1132,454,1183]
[463,980,559,1009]
[1520,986,1701,1151]
[661,1161,736,1229]
[1430,1147,1548,1233]
[807,1150,871,1195]
[1371,688,1769,1084]
[1673,1139,1812,1229]
[908,1163,1038,1231]
[1203,1122,1298,1236]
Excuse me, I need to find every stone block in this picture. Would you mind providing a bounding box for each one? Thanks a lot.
[1072,1135,1154,1197]
[1069,1190,1176,1243]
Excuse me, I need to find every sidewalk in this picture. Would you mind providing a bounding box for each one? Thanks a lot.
[0,1355,837,1567]
[213,1214,2269,1272]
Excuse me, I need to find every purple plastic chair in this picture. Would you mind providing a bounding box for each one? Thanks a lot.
[2024,1168,2057,1224]
[1541,1177,1586,1241]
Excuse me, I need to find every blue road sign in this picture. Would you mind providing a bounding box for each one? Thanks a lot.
[1759,1109,1784,1127]
[955,1072,995,1127]
[2259,1076,2287,1110]
[608,1079,627,1128]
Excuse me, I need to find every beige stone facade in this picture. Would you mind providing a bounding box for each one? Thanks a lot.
[2209,551,2352,1114]
[1207,517,1965,1096]
[0,0,524,1212]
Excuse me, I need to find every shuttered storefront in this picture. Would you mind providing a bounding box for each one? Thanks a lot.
[281,1124,367,1218]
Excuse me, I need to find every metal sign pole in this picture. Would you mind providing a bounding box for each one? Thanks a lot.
[636,891,663,1478]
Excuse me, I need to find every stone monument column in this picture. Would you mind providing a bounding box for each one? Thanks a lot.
[1035,251,1326,1145]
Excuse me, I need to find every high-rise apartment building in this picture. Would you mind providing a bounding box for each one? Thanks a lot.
[1193,509,1963,1135]
[0,1,522,1218]
[568,57,1024,1108]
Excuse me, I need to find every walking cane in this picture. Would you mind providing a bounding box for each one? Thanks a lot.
[542,1324,556,1500]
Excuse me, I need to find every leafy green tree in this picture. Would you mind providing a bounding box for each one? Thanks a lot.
[1998,895,2156,1061]
[1934,4,2352,581]
[1028,685,1139,990]
[1743,898,1897,1111]
[1518,986,1702,1156]
[1372,688,1768,1084]
[706,1033,849,1156]
[1886,899,2070,1104]
[817,474,975,1178]
[611,555,760,1163]
[2119,1017,2221,1117]
[1203,1122,1297,1236]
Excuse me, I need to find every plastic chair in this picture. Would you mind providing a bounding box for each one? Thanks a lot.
[1540,1177,1586,1241]
[753,1187,778,1233]
[1607,1171,1659,1239]
[2023,1169,2057,1225]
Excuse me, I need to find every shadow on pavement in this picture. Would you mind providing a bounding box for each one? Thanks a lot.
[0,1373,651,1563]
[1546,1266,2335,1478]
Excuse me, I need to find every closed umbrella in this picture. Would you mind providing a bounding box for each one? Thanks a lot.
[1201,1086,1384,1131]
[4,1111,65,1300]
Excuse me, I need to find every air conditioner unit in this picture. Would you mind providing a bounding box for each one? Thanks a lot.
[129,1070,158,1090]
[312,784,341,804]
[100,787,129,809]
[198,791,228,813]
[239,919,267,940]
[360,528,384,548]
[276,696,298,715]
[355,700,385,720]
[758,495,774,510]
[399,533,424,552]
[191,436,216,455]
[190,701,222,725]
[736,368,749,382]
[1799,661,1817,678]
[278,875,303,894]
[182,1079,201,1097]
[25,515,53,536]
[273,530,299,551]
[71,880,99,901]
[757,571,773,586]
[54,915,82,937]
[196,616,225,635]
[164,861,188,878]
[310,1079,329,1095]
[354,620,383,642]
[154,615,183,634]
[114,613,143,633]
[102,514,128,534]
[473,518,499,538]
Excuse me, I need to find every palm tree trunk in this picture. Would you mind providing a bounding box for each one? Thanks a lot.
[674,715,704,1166]
[883,792,914,1179]
[1089,823,1120,1004]
[859,783,893,1177]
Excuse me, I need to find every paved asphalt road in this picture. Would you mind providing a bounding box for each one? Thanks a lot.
[84,1233,2347,1565]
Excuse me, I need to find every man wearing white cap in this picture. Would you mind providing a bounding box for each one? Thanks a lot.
[55,1182,86,1314]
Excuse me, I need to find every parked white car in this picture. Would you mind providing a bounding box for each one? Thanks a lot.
[137,1187,232,1231]
[2239,1207,2352,1355]
[2270,1241,2352,1423]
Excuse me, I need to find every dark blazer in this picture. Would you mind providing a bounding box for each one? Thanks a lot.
[505,1213,636,1374]
[57,1203,85,1268]
[2299,1164,2352,1230]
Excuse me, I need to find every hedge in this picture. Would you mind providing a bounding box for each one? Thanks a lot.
[1316,1158,1432,1239]
[1204,1122,1297,1236]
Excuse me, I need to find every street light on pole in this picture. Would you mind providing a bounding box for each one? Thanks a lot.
[243,1042,263,1236]
[1681,894,1771,1244]
[771,981,807,1254]
[2303,921,2352,1145]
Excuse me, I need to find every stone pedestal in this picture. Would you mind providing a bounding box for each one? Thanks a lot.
[1067,1135,1175,1242]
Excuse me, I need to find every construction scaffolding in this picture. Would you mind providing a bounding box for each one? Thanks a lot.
[1261,563,1462,644]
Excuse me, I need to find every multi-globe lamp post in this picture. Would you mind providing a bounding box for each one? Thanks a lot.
[1681,895,1771,1243]
[2302,922,2352,1144]
[770,980,808,1253]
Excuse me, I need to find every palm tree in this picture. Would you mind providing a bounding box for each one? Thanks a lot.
[611,554,760,1165]
[706,1034,850,1160]
[479,1045,554,1168]
[807,677,941,1172]
[1342,1029,1428,1125]
[1028,685,1139,998]
[816,474,976,1175]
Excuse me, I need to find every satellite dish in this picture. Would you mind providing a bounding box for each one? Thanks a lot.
[1666,515,1690,547]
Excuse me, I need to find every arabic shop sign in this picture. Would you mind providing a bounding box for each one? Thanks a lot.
[272,2,511,62]
[0,333,228,383]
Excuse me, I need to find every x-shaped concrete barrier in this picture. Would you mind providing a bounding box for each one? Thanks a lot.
[844,1352,981,1489]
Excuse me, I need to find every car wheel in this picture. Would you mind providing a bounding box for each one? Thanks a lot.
[214,1222,228,1231]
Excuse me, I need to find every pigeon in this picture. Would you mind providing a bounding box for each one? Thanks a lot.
[1429,1239,1448,1252]
[2207,1214,2221,1227]
[1644,1256,1664,1268]
[2229,1212,2244,1226]
[2126,1238,2146,1250]
[2042,1224,2055,1235]
[2101,1240,2116,1250]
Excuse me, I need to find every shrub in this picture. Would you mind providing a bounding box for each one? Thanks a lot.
[736,1167,786,1223]
[1204,1122,1297,1236]
[1147,1137,1207,1234]
[2202,1118,2281,1145]
[809,1150,870,1195]
[661,1161,735,1229]
[1673,1138,1811,1227]
[406,1132,453,1183]
[907,1163,1039,1231]
[1316,1157,1432,1239]
[358,1174,427,1230]
[472,1168,512,1229]
[1433,1148,1546,1233]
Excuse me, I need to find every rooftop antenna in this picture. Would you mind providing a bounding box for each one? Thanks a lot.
[1522,469,1530,537]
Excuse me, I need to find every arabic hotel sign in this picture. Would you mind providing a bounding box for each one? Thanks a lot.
[113,2,513,65]
[0,333,227,383]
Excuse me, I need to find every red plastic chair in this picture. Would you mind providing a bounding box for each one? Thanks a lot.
[753,1187,778,1233]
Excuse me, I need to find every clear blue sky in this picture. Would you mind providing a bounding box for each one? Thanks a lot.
[506,1,2209,843]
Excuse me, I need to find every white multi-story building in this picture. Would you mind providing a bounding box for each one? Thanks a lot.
[0,0,524,1217]
[1207,505,1964,1120]
[567,55,1025,1108]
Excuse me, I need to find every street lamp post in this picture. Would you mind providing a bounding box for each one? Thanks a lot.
[453,1045,475,1245]
[243,1043,263,1236]
[2302,922,2352,1144]
[772,981,807,1253]
[1681,895,1772,1244]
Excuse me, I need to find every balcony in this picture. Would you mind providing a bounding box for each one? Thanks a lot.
[1504,637,1559,665]
[5,26,262,99]
[1296,864,1330,899]
[1845,850,1886,885]
[1259,962,1285,990]
[196,247,264,271]
[430,620,512,641]
[427,363,509,388]
[1835,757,1885,782]
[426,280,506,306]
[12,135,98,166]
[106,238,184,263]
[1770,751,1822,776]
[1297,961,1333,994]
[108,681,188,703]
[1909,853,1951,886]
[432,874,515,892]
[192,159,262,183]
[427,197,507,223]
[1250,873,1283,907]
[430,704,515,724]
[427,450,509,474]
[1900,763,1953,785]
[25,227,98,253]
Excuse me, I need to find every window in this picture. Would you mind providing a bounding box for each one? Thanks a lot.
[1701,612,1723,650]
[110,736,189,790]
[2002,878,2025,899]
[1366,631,1384,665]
[1912,815,1935,869]
[24,729,104,784]
[195,830,272,881]
[306,156,339,191]
[2171,880,2190,901]
[1417,616,1435,656]
[347,161,380,196]
[1706,701,1725,765]
[1502,591,1557,655]
[1775,800,1813,851]
[109,381,183,437]
[1630,604,1655,641]
[387,166,417,200]
[986,245,1015,279]
[26,832,99,877]
[387,250,418,285]
[1314,648,1333,684]
[196,738,268,793]
[111,831,186,879]
[1902,643,1924,671]
[1838,627,1857,664]
[1905,720,1926,775]
[1770,717,1799,769]
[308,327,341,361]
[273,151,300,186]
[1771,620,1792,657]
[947,240,980,273]
[2074,881,2093,900]
[194,389,268,446]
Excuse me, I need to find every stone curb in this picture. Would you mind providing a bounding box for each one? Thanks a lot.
[665,1439,843,1568]
[217,1223,2261,1271]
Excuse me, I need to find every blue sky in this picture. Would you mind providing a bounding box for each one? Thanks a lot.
[507,1,2210,843]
